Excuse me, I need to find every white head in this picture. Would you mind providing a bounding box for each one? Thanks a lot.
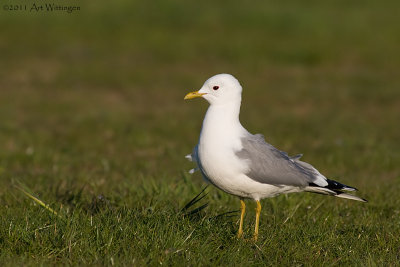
[184,74,242,106]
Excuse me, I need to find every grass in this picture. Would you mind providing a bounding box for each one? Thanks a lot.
[1,0,400,265]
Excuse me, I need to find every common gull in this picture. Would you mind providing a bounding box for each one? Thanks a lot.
[184,73,366,240]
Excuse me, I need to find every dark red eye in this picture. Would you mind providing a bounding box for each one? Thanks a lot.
[213,86,219,90]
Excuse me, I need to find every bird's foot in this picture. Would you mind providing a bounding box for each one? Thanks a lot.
[237,230,244,239]
[252,234,259,242]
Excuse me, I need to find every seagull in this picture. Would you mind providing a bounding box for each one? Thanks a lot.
[184,73,366,241]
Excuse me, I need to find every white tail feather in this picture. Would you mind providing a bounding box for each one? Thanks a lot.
[305,186,367,202]
[305,187,334,195]
[335,193,367,202]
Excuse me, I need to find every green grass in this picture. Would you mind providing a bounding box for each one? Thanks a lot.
[1,0,400,265]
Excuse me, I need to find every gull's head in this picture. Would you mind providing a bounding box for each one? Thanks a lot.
[184,74,242,105]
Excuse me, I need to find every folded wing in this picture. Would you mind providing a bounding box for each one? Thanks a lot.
[236,134,328,187]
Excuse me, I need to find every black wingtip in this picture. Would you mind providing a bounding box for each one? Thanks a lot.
[328,179,358,191]
[310,179,358,192]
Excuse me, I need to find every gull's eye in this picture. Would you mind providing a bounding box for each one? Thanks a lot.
[213,86,219,90]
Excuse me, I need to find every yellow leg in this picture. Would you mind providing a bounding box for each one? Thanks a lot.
[254,200,261,241]
[237,199,246,238]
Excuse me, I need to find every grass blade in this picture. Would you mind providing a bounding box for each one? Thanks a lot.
[15,181,62,219]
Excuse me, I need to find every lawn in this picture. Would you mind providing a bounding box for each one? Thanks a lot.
[0,0,399,265]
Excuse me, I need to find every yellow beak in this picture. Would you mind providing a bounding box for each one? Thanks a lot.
[184,91,206,100]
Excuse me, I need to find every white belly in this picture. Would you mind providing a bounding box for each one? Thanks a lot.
[197,137,300,200]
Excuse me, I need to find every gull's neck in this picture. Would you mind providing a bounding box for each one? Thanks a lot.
[200,100,245,141]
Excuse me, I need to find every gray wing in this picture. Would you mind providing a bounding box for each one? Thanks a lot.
[236,134,321,187]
